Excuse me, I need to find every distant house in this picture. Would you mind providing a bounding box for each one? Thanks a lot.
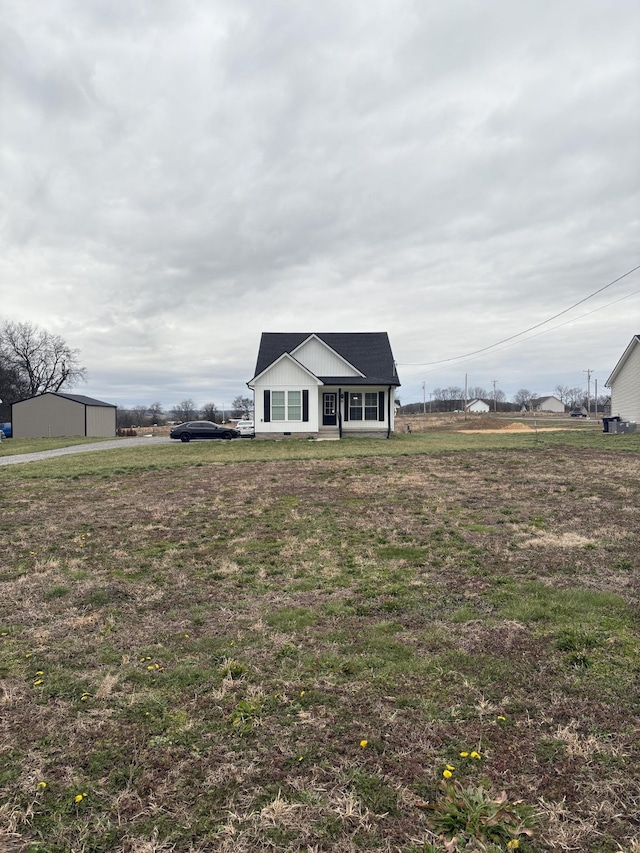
[248,332,400,438]
[606,334,640,422]
[533,395,565,414]
[466,399,491,413]
[11,392,117,439]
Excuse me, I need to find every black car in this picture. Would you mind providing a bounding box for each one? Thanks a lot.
[569,410,587,418]
[169,421,240,441]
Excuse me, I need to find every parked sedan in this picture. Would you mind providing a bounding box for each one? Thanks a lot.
[235,419,255,438]
[169,421,240,441]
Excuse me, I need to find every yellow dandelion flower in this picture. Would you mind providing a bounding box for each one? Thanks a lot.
[147,665,154,671]
[25,653,32,658]
[446,764,455,771]
[470,750,482,759]
[184,633,190,638]
[36,671,44,675]
[459,751,469,757]
[359,740,368,748]
[507,840,519,850]
[443,769,453,779]
[37,781,47,789]
[497,715,506,721]
[300,690,305,697]
[33,679,43,686]
[74,794,84,803]
[298,756,304,762]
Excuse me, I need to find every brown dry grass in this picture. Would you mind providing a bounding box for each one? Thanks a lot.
[0,443,638,852]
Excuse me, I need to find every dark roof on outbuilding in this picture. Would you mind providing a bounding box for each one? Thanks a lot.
[13,392,116,408]
[253,333,400,385]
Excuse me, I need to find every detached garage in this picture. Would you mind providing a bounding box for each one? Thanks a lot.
[12,392,117,439]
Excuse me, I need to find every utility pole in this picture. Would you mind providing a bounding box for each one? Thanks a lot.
[422,381,426,415]
[584,369,593,419]
[594,378,598,422]
[492,379,498,414]
[464,373,468,420]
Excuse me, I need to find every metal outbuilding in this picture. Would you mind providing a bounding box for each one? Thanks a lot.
[11,392,117,439]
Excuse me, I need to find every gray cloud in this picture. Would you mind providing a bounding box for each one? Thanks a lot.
[1,0,638,408]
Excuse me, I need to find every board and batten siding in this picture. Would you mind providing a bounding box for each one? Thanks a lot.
[253,358,320,433]
[292,337,361,377]
[609,339,640,423]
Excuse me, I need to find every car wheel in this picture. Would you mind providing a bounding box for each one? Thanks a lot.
[180,432,191,442]
[222,432,233,439]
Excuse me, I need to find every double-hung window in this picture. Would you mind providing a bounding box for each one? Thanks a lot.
[348,392,379,421]
[287,391,301,420]
[271,391,286,421]
[271,390,302,421]
[364,393,378,420]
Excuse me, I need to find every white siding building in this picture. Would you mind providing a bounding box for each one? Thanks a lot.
[606,335,640,423]
[248,333,400,439]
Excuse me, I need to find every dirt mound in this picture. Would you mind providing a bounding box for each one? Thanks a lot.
[501,421,532,431]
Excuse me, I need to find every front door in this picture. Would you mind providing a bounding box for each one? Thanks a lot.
[322,393,337,426]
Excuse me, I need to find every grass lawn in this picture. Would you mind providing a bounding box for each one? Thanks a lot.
[0,433,638,852]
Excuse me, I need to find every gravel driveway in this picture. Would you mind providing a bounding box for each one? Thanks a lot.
[0,436,173,466]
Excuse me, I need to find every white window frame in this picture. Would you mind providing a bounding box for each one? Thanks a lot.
[348,391,379,421]
[271,390,302,421]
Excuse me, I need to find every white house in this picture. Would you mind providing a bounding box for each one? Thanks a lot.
[534,396,565,413]
[466,399,491,413]
[248,332,400,438]
[606,334,640,422]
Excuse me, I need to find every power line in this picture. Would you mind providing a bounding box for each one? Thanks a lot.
[433,285,640,368]
[398,263,640,367]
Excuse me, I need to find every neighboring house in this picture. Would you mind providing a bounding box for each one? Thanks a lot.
[247,332,400,438]
[11,392,117,438]
[533,395,565,413]
[466,399,491,413]
[606,334,640,423]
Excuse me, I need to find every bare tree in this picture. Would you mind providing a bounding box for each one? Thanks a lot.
[0,321,87,398]
[117,408,135,429]
[514,388,536,409]
[566,386,586,408]
[131,405,148,426]
[554,384,570,404]
[468,386,488,399]
[231,395,253,417]
[201,402,220,422]
[172,399,197,422]
[148,402,164,424]
[0,361,27,420]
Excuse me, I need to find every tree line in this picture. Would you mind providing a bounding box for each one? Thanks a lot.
[116,397,253,429]
[399,384,610,414]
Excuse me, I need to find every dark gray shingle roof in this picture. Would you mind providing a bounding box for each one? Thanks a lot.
[14,392,116,407]
[253,333,400,385]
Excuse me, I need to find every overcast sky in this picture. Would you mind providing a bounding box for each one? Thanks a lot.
[2,0,639,411]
